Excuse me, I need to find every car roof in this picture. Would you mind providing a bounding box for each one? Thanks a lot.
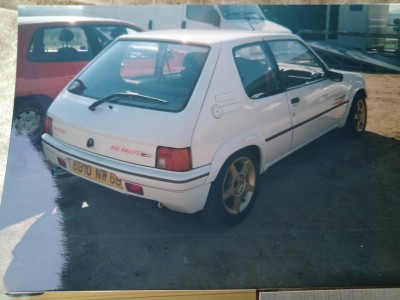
[18,16,137,26]
[120,29,294,45]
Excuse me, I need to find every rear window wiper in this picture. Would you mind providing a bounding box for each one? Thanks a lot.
[88,92,167,111]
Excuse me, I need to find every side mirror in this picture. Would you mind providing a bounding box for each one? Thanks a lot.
[327,70,343,82]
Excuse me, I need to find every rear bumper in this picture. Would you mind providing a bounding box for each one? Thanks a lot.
[42,134,211,213]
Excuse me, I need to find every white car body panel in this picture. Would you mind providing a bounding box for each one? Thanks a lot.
[42,134,212,213]
[286,79,349,150]
[191,38,293,179]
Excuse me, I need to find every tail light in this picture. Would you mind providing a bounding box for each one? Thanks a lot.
[45,116,53,136]
[156,147,192,172]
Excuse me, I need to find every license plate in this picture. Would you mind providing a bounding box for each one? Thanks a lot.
[71,160,123,190]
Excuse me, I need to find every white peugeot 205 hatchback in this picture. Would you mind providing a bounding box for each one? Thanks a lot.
[42,30,367,225]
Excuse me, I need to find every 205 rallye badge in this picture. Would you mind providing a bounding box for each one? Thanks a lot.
[109,145,153,158]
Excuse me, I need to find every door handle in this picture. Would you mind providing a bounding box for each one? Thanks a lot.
[291,97,300,104]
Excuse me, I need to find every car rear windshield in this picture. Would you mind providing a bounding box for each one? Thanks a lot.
[68,40,210,112]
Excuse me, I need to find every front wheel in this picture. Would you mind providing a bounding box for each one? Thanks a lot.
[204,150,259,225]
[344,96,367,137]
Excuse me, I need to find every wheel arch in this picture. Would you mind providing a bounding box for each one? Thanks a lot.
[206,135,263,184]
[13,94,54,120]
[14,94,54,106]
[354,88,367,101]
[339,87,367,128]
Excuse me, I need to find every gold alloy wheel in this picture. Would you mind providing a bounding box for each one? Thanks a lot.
[222,157,256,215]
[354,99,366,132]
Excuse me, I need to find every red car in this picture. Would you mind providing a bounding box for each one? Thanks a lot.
[14,16,143,143]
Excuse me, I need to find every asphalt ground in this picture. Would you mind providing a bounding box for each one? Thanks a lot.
[1,124,399,292]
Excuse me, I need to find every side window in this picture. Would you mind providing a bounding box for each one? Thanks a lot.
[233,43,282,99]
[267,40,326,89]
[28,26,93,62]
[186,5,220,26]
[92,25,138,50]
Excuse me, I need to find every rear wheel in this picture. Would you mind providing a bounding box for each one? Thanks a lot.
[344,96,367,137]
[204,150,259,225]
[13,98,50,145]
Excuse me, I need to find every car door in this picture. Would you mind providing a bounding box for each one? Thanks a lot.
[267,39,347,151]
[232,41,292,168]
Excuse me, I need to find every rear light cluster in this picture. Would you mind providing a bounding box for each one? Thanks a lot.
[156,147,192,172]
[125,147,192,196]
[45,116,53,136]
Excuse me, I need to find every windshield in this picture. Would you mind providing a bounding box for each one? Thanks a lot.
[68,40,209,112]
[218,5,264,21]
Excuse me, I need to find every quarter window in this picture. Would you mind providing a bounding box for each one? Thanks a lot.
[234,43,282,99]
[267,40,326,89]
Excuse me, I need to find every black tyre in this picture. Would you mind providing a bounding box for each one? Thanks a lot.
[344,96,367,137]
[13,98,50,145]
[204,150,259,225]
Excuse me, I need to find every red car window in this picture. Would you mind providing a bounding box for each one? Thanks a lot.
[28,26,93,62]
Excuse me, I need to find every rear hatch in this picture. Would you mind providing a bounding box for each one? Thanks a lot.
[49,92,195,168]
[47,38,211,168]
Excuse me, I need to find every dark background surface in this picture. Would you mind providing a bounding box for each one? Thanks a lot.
[1,125,399,291]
